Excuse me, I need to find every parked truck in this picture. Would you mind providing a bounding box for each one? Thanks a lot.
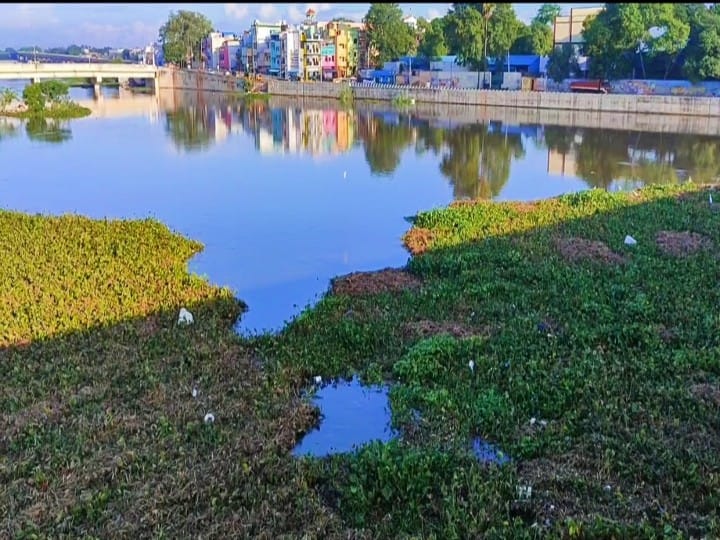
[569,79,611,94]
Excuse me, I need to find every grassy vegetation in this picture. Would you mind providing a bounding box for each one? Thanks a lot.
[2,184,720,537]
[339,85,355,106]
[391,93,416,108]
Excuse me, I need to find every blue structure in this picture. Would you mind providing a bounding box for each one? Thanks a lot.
[371,69,395,84]
[487,55,542,76]
[269,33,281,76]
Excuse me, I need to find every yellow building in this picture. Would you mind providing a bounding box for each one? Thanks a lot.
[553,6,603,46]
[326,22,352,79]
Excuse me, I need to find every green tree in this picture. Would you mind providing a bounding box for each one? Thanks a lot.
[417,17,449,59]
[682,6,720,81]
[159,10,213,68]
[547,43,579,82]
[532,3,562,26]
[22,81,70,115]
[485,4,522,73]
[445,6,486,70]
[363,4,416,66]
[511,21,553,56]
[583,9,631,79]
[0,88,18,112]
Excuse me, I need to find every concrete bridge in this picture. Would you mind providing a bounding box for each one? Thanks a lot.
[0,62,158,97]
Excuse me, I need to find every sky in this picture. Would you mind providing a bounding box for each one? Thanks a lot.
[0,3,600,50]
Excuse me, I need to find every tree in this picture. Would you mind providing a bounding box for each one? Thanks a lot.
[159,10,213,68]
[363,4,416,66]
[532,4,562,26]
[22,81,70,115]
[547,44,579,82]
[511,21,553,56]
[682,5,720,81]
[445,7,486,70]
[417,17,449,59]
[0,88,18,112]
[485,4,522,73]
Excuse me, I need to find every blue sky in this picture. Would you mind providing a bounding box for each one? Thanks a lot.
[0,3,599,49]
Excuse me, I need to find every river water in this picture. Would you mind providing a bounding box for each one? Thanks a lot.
[2,84,719,333]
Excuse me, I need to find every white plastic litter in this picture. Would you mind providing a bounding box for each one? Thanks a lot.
[468,360,475,373]
[314,375,322,384]
[178,307,194,325]
[710,194,714,205]
[624,235,637,246]
[204,413,215,424]
[192,387,198,398]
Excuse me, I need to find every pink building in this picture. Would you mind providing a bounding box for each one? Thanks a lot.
[219,39,240,71]
[321,42,336,80]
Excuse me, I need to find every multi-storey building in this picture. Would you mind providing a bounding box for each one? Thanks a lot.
[203,31,238,69]
[300,10,322,81]
[269,32,282,76]
[325,22,353,79]
[280,28,302,79]
[218,39,240,71]
[321,41,336,80]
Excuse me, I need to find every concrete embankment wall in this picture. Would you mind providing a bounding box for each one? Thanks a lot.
[157,67,243,93]
[267,80,720,118]
[266,95,720,137]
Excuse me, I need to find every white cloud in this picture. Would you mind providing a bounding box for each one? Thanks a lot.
[286,5,306,23]
[0,4,60,29]
[258,4,279,20]
[79,21,159,48]
[224,3,249,20]
[426,8,442,21]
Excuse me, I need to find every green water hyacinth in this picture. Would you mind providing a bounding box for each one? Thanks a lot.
[2,183,720,538]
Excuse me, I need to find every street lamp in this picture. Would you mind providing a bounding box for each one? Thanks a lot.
[481,4,495,90]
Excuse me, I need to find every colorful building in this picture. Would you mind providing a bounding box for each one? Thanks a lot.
[325,22,353,79]
[280,28,302,80]
[321,42,336,80]
[269,32,282,76]
[300,10,322,81]
[245,20,282,74]
[219,39,240,71]
[203,31,238,69]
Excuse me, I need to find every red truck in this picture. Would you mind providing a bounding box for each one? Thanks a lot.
[569,80,612,94]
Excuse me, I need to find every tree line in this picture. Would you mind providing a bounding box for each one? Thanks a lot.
[156,4,720,81]
[363,3,720,81]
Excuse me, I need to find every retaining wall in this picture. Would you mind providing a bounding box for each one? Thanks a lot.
[267,80,720,118]
[157,67,243,93]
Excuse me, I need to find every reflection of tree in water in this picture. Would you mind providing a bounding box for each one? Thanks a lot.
[0,118,19,141]
[357,113,415,175]
[437,124,525,199]
[544,127,720,189]
[25,116,72,144]
[164,105,213,152]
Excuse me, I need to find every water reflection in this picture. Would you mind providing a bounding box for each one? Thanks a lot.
[160,99,720,193]
[25,117,72,144]
[3,93,720,332]
[293,376,395,457]
[0,117,20,141]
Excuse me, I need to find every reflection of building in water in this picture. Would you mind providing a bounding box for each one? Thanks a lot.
[547,148,578,176]
[252,107,356,156]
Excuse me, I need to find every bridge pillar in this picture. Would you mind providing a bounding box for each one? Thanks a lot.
[93,76,102,100]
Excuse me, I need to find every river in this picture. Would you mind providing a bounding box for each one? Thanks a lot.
[1,84,719,333]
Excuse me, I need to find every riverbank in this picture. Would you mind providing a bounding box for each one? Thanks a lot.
[268,79,720,118]
[2,184,719,537]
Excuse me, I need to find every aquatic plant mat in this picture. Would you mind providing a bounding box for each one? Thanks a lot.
[2,184,720,537]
